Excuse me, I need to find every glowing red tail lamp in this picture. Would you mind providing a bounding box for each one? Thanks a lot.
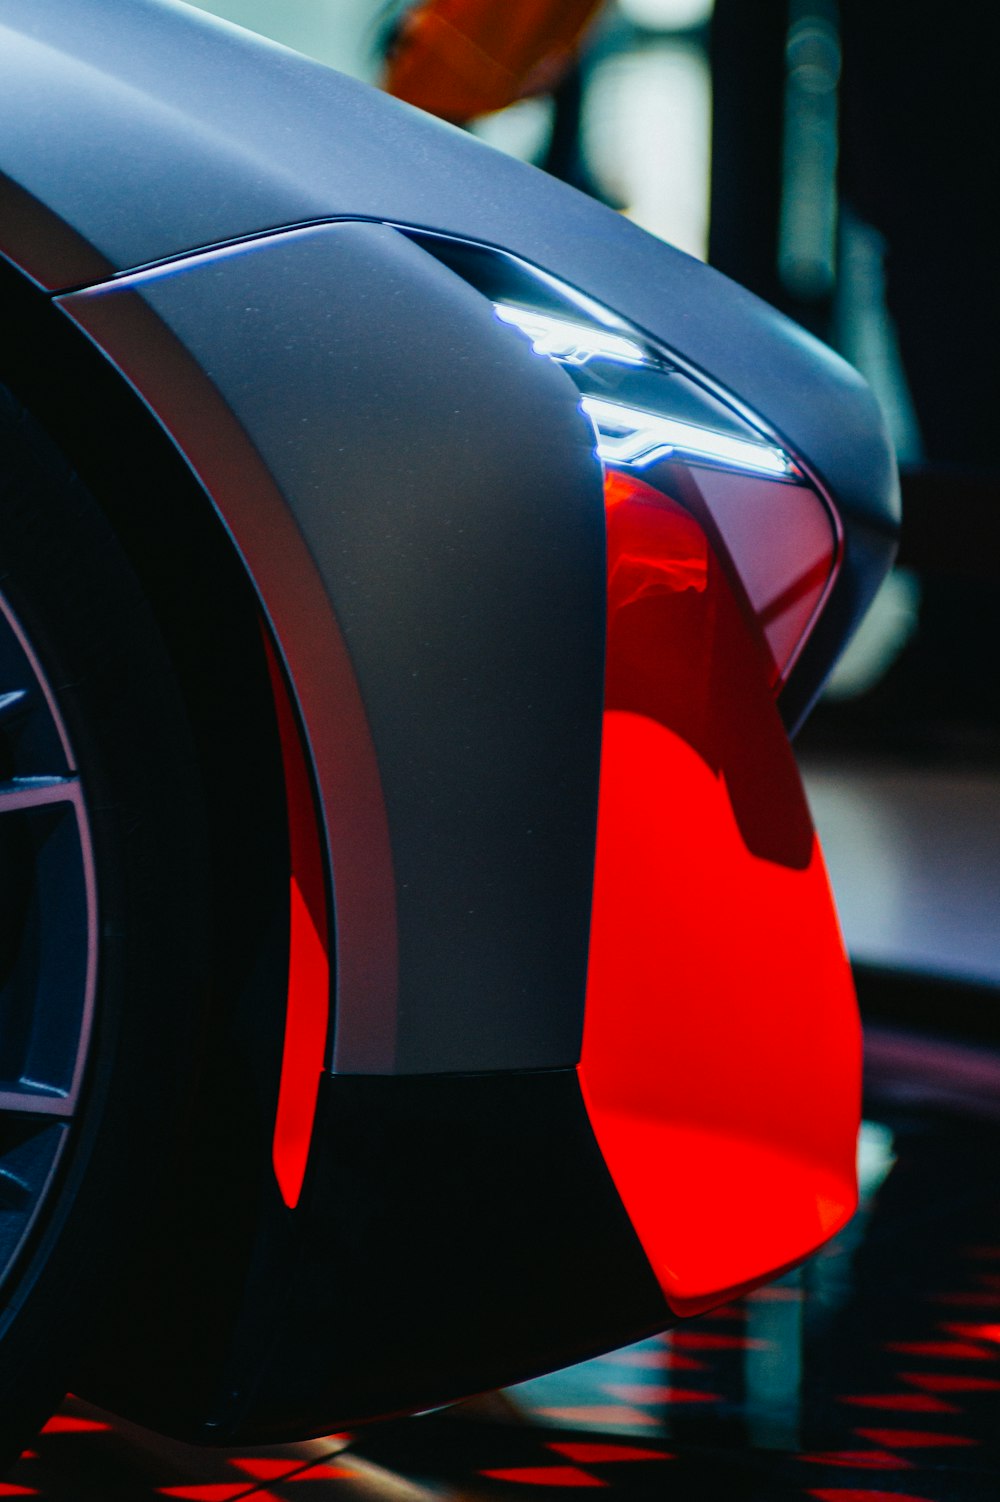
[262,261,861,1309]
[581,465,859,1316]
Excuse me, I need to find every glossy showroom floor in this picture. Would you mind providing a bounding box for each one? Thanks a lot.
[8,1012,1000,1502]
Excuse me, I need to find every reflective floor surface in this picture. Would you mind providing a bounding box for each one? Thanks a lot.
[8,1016,1000,1502]
[803,758,1000,990]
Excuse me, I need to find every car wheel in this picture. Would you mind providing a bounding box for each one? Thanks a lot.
[0,384,209,1464]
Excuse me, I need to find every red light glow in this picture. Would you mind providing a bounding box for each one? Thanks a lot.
[480,1468,608,1488]
[39,1416,110,1434]
[264,635,331,1211]
[853,1431,978,1449]
[546,1443,672,1463]
[581,470,859,1316]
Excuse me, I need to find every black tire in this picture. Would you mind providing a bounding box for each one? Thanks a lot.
[0,384,210,1465]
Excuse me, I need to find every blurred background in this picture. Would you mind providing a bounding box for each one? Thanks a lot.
[191,0,1000,1023]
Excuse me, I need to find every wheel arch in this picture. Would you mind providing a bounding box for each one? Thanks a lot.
[0,251,298,1409]
[0,253,278,735]
[0,242,295,1108]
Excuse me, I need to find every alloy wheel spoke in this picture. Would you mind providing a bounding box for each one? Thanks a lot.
[0,1088,74,1118]
[0,556,95,1296]
[0,775,79,815]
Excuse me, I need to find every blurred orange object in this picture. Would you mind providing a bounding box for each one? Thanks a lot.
[384,0,605,123]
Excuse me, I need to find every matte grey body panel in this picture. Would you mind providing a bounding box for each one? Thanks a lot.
[59,222,606,1074]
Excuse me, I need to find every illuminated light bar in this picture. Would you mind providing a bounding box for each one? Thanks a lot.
[494,303,650,367]
[581,395,794,477]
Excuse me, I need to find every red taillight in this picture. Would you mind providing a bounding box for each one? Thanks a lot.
[689,465,840,688]
[580,470,859,1316]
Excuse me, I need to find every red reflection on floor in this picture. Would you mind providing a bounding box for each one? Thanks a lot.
[807,1492,938,1502]
[545,1443,672,1464]
[837,1394,958,1413]
[901,1373,1000,1392]
[852,1430,978,1450]
[230,1460,304,1481]
[941,1322,1000,1343]
[799,1452,915,1471]
[159,1457,352,1500]
[480,1466,608,1488]
[669,1332,769,1351]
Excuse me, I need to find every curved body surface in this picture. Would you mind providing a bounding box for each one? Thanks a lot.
[58,219,607,1077]
[0,0,896,1448]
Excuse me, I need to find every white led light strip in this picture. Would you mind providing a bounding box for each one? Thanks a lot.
[581,396,793,478]
[494,303,649,367]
